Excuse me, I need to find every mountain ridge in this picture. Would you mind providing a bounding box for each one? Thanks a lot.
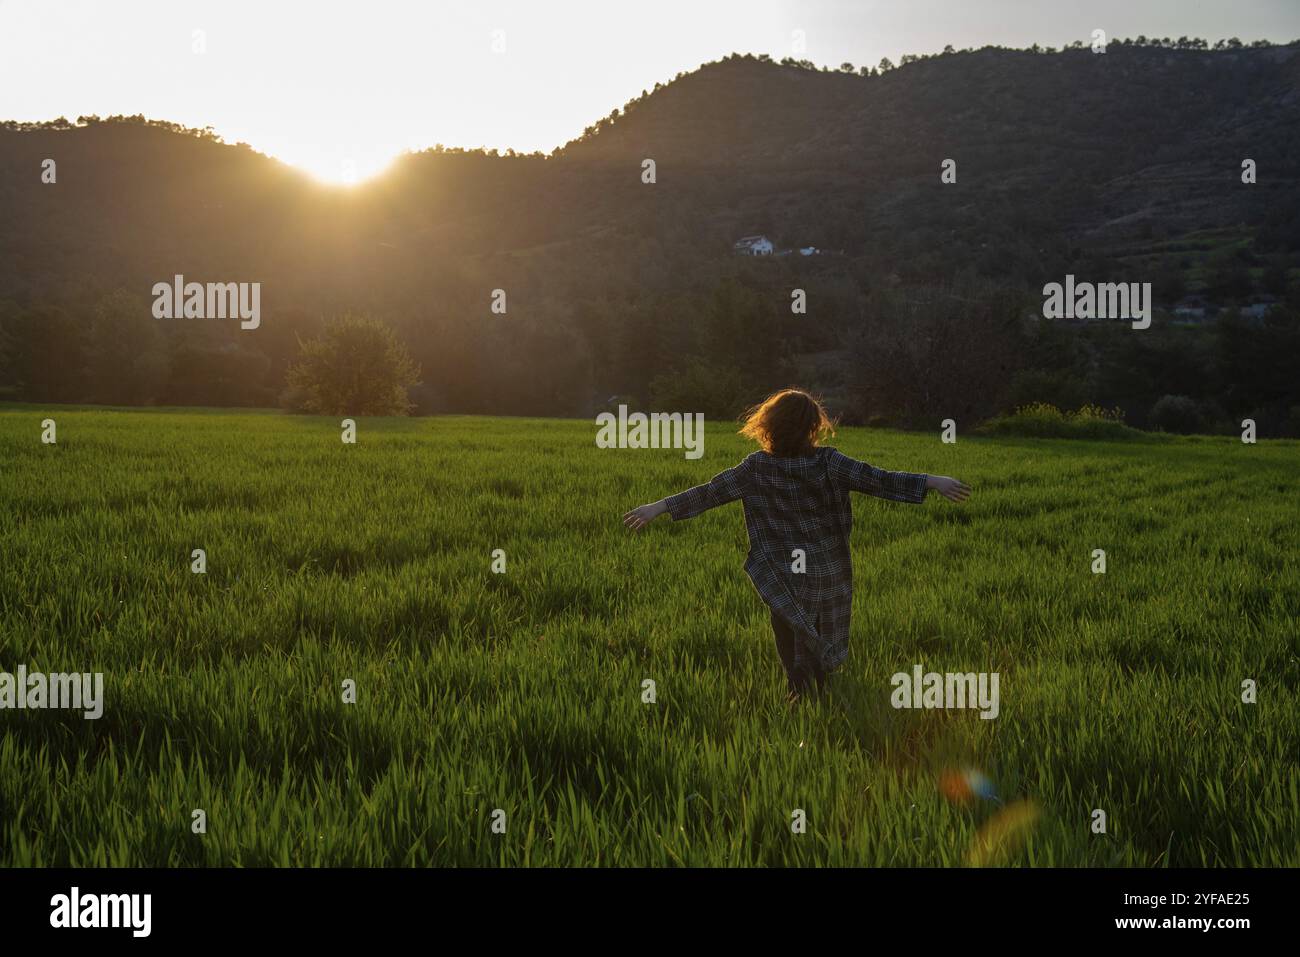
[1,41,1297,426]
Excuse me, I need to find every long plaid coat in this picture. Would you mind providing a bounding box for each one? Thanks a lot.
[664,447,928,676]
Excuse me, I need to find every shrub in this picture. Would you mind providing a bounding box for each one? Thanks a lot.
[977,402,1145,439]
[282,314,420,416]
[1149,394,1204,434]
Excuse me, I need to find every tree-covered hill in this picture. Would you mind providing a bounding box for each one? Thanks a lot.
[2,39,1298,430]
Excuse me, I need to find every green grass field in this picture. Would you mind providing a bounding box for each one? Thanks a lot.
[1,405,1297,866]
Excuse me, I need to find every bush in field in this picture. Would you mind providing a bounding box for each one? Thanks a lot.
[282,314,420,416]
[1149,394,1204,434]
[977,402,1145,439]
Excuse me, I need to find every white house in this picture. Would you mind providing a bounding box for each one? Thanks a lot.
[1173,295,1209,320]
[733,235,774,256]
[1242,295,1280,320]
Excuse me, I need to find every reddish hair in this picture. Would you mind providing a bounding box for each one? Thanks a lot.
[738,389,835,457]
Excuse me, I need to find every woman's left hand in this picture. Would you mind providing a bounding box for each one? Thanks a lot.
[623,501,667,531]
[926,475,972,502]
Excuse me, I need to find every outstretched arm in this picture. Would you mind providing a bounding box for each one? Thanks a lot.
[826,448,969,503]
[623,462,748,532]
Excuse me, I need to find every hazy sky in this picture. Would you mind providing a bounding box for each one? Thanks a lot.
[2,0,1298,182]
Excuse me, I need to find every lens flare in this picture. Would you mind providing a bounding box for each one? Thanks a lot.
[966,799,1041,867]
[938,767,997,804]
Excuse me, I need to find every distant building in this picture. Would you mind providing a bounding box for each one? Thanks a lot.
[733,235,774,256]
[1242,295,1280,320]
[1173,295,1210,320]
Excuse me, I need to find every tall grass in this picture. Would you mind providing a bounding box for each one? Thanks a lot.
[0,406,1296,865]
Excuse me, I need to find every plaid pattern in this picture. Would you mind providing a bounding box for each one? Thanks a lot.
[664,447,928,678]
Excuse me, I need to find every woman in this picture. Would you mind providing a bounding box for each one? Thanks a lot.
[623,389,970,700]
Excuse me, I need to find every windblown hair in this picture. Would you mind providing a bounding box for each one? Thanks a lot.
[739,389,835,458]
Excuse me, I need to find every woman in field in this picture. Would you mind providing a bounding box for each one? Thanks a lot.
[623,389,970,701]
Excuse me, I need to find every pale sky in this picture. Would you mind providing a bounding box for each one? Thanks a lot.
[1,0,1297,183]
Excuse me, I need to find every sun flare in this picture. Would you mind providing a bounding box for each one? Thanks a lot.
[273,144,403,187]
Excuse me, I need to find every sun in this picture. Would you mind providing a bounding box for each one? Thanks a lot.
[270,143,403,187]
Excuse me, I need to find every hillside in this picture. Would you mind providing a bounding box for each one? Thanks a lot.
[1,41,1298,426]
